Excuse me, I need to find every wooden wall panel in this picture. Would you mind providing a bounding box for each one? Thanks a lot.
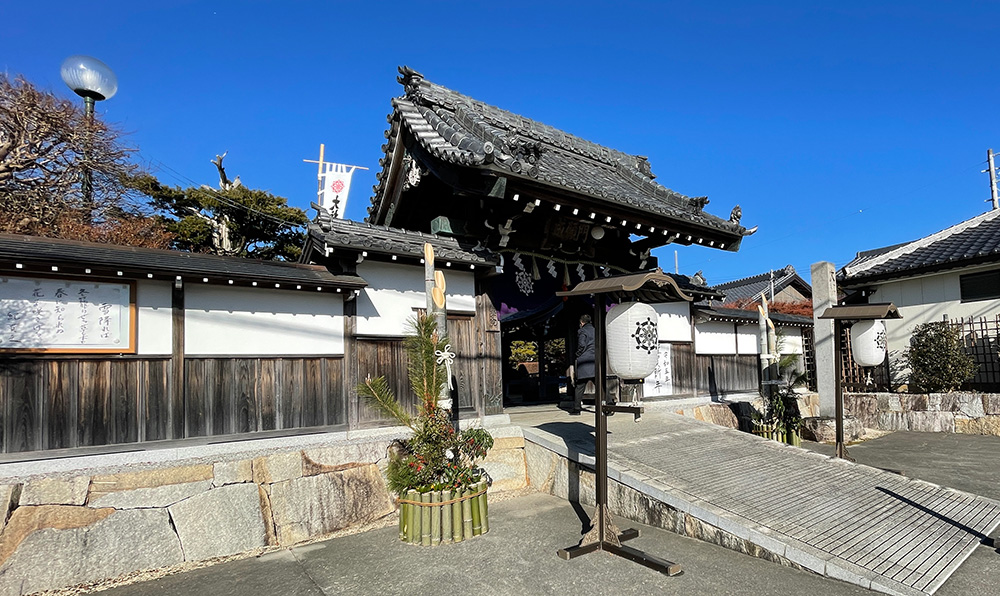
[670,342,696,395]
[357,339,412,424]
[144,359,169,441]
[0,355,347,456]
[447,317,476,411]
[326,358,345,426]
[45,360,76,450]
[78,360,110,447]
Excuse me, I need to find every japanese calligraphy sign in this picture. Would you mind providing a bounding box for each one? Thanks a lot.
[0,276,135,353]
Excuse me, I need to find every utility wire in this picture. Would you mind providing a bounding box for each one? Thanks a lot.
[139,154,308,230]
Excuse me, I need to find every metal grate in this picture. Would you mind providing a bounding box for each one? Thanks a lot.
[950,314,1000,391]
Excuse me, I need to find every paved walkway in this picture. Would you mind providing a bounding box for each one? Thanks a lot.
[94,492,876,596]
[512,403,1000,596]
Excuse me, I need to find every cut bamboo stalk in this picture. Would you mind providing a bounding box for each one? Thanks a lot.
[421,491,431,546]
[471,485,482,536]
[431,490,441,546]
[398,499,406,541]
[478,481,489,534]
[441,489,453,543]
[406,489,418,543]
[462,487,474,538]
[452,491,464,542]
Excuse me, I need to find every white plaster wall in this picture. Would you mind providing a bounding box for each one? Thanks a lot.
[778,327,803,354]
[695,321,737,354]
[736,324,760,355]
[136,280,172,355]
[870,267,1000,357]
[652,302,692,342]
[355,261,476,337]
[184,286,344,355]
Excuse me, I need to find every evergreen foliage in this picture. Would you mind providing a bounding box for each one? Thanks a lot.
[905,322,977,392]
[360,314,494,495]
[126,173,307,261]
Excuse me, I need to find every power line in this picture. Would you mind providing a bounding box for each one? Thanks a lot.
[138,154,308,230]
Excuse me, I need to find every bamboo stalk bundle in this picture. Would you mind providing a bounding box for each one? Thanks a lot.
[406,489,418,543]
[478,481,489,534]
[471,485,482,536]
[398,500,407,541]
[420,491,432,546]
[462,487,474,538]
[441,489,453,543]
[431,491,441,546]
[452,492,464,542]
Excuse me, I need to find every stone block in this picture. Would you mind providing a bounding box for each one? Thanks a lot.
[800,417,863,443]
[252,451,303,485]
[268,464,393,545]
[900,394,928,412]
[844,394,879,428]
[552,459,595,506]
[878,411,909,431]
[89,480,212,509]
[20,476,89,506]
[953,392,986,418]
[955,416,1000,436]
[213,460,253,487]
[301,442,388,474]
[928,393,958,412]
[983,394,1000,415]
[480,447,527,492]
[0,485,15,532]
[524,442,559,493]
[907,411,955,433]
[878,393,902,412]
[168,483,267,561]
[0,506,181,595]
[693,405,739,428]
[89,464,213,501]
[491,436,525,450]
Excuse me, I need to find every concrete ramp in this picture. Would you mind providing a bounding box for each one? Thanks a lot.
[523,411,1000,596]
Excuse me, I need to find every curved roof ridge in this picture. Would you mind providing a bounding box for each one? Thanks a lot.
[842,209,1000,278]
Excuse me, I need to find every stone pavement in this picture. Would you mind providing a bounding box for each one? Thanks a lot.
[511,403,1000,596]
[94,492,875,596]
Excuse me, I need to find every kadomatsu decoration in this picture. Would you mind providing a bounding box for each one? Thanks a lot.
[358,314,494,545]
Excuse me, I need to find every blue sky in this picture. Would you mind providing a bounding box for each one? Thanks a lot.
[5,1,1000,288]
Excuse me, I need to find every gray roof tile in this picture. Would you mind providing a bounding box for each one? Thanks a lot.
[840,210,1000,284]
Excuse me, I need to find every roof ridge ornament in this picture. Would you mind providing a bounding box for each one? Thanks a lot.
[397,65,424,96]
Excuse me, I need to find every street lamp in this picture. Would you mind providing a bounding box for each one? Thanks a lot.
[60,55,118,213]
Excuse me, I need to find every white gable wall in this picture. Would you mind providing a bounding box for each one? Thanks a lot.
[184,286,345,355]
[356,261,475,337]
[695,322,737,354]
[136,280,173,355]
[869,266,1000,356]
[652,302,691,342]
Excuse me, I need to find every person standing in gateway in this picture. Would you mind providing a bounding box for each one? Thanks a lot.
[572,314,595,415]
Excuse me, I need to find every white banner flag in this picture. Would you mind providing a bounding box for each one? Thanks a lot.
[320,163,356,219]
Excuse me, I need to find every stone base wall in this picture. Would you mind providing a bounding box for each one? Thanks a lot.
[0,427,527,595]
[669,393,822,432]
[524,440,803,570]
[845,392,1000,436]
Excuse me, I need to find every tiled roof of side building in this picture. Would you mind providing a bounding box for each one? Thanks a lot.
[839,209,1000,285]
[712,265,809,303]
[308,218,499,266]
[369,66,753,247]
[0,234,366,290]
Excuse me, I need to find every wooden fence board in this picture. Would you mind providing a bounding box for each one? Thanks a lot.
[258,359,277,431]
[45,360,76,450]
[144,359,169,441]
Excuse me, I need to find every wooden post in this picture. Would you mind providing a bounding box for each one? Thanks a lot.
[344,296,360,430]
[171,280,185,439]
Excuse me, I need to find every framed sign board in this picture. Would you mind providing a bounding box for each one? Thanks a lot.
[642,343,673,397]
[0,275,136,353]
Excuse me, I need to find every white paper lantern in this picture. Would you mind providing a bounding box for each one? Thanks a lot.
[851,320,887,367]
[606,302,659,381]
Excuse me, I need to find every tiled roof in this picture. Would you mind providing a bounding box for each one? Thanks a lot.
[0,234,366,291]
[369,67,753,249]
[308,218,499,267]
[839,209,1000,285]
[699,306,813,327]
[712,265,810,303]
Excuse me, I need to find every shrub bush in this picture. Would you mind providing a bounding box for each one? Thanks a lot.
[905,322,977,392]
